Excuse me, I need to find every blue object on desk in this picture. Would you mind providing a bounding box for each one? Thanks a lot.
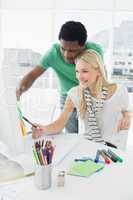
[74,157,93,162]
[94,150,100,163]
[74,156,104,164]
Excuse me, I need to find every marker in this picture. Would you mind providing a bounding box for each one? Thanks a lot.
[40,149,47,165]
[105,141,117,149]
[23,116,37,128]
[102,149,117,162]
[94,150,100,163]
[43,148,48,165]
[108,149,123,163]
[33,147,40,165]
[17,101,23,119]
[44,140,54,164]
[41,139,44,148]
[74,158,92,162]
[47,148,53,164]
[99,150,110,164]
[35,141,41,150]
[36,148,43,165]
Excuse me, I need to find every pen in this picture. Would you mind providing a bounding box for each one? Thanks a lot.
[33,147,40,165]
[36,148,44,165]
[74,156,94,162]
[17,101,23,119]
[99,150,110,164]
[41,139,44,148]
[23,116,37,128]
[107,149,123,163]
[102,149,117,162]
[43,148,48,165]
[40,149,47,165]
[35,141,41,150]
[46,141,54,164]
[105,141,117,149]
[74,158,90,162]
[47,148,53,164]
[94,150,100,163]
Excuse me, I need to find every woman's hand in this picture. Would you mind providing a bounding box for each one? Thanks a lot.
[117,116,131,132]
[32,124,46,139]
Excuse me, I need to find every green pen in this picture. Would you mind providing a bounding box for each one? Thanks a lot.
[17,101,23,119]
[108,149,123,163]
[33,148,40,165]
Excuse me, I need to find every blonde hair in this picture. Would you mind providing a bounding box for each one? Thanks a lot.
[75,50,108,118]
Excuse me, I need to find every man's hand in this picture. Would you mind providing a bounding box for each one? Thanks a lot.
[16,88,22,101]
[16,66,45,100]
[16,85,26,101]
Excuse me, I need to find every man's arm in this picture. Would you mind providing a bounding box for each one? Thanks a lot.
[16,65,45,100]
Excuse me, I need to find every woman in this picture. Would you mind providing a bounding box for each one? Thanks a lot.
[32,50,130,149]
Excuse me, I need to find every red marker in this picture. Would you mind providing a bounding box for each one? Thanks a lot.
[99,150,111,164]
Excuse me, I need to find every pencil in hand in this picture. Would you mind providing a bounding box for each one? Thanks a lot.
[23,116,37,128]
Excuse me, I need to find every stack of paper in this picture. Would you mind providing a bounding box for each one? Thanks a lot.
[68,160,104,177]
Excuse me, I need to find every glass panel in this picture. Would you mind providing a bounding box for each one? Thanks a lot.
[54,11,112,51]
[112,12,133,92]
[115,0,133,11]
[113,12,133,148]
[55,0,113,10]
[2,10,53,53]
[1,10,59,153]
[1,0,54,9]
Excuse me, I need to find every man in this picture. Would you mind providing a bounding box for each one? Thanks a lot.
[16,21,103,133]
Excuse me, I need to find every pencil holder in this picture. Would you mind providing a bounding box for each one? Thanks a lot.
[34,164,52,190]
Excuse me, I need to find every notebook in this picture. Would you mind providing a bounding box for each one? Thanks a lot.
[68,160,104,177]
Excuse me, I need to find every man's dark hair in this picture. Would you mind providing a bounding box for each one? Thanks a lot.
[58,21,87,46]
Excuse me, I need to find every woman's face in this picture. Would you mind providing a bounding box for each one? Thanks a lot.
[76,59,100,89]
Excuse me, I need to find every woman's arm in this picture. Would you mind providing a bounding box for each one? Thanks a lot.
[32,96,74,139]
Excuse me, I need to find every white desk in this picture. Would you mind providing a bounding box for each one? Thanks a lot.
[17,136,133,200]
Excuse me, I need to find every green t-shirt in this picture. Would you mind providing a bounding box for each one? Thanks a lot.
[39,42,104,96]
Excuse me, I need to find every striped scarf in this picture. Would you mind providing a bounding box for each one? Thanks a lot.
[84,87,108,144]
